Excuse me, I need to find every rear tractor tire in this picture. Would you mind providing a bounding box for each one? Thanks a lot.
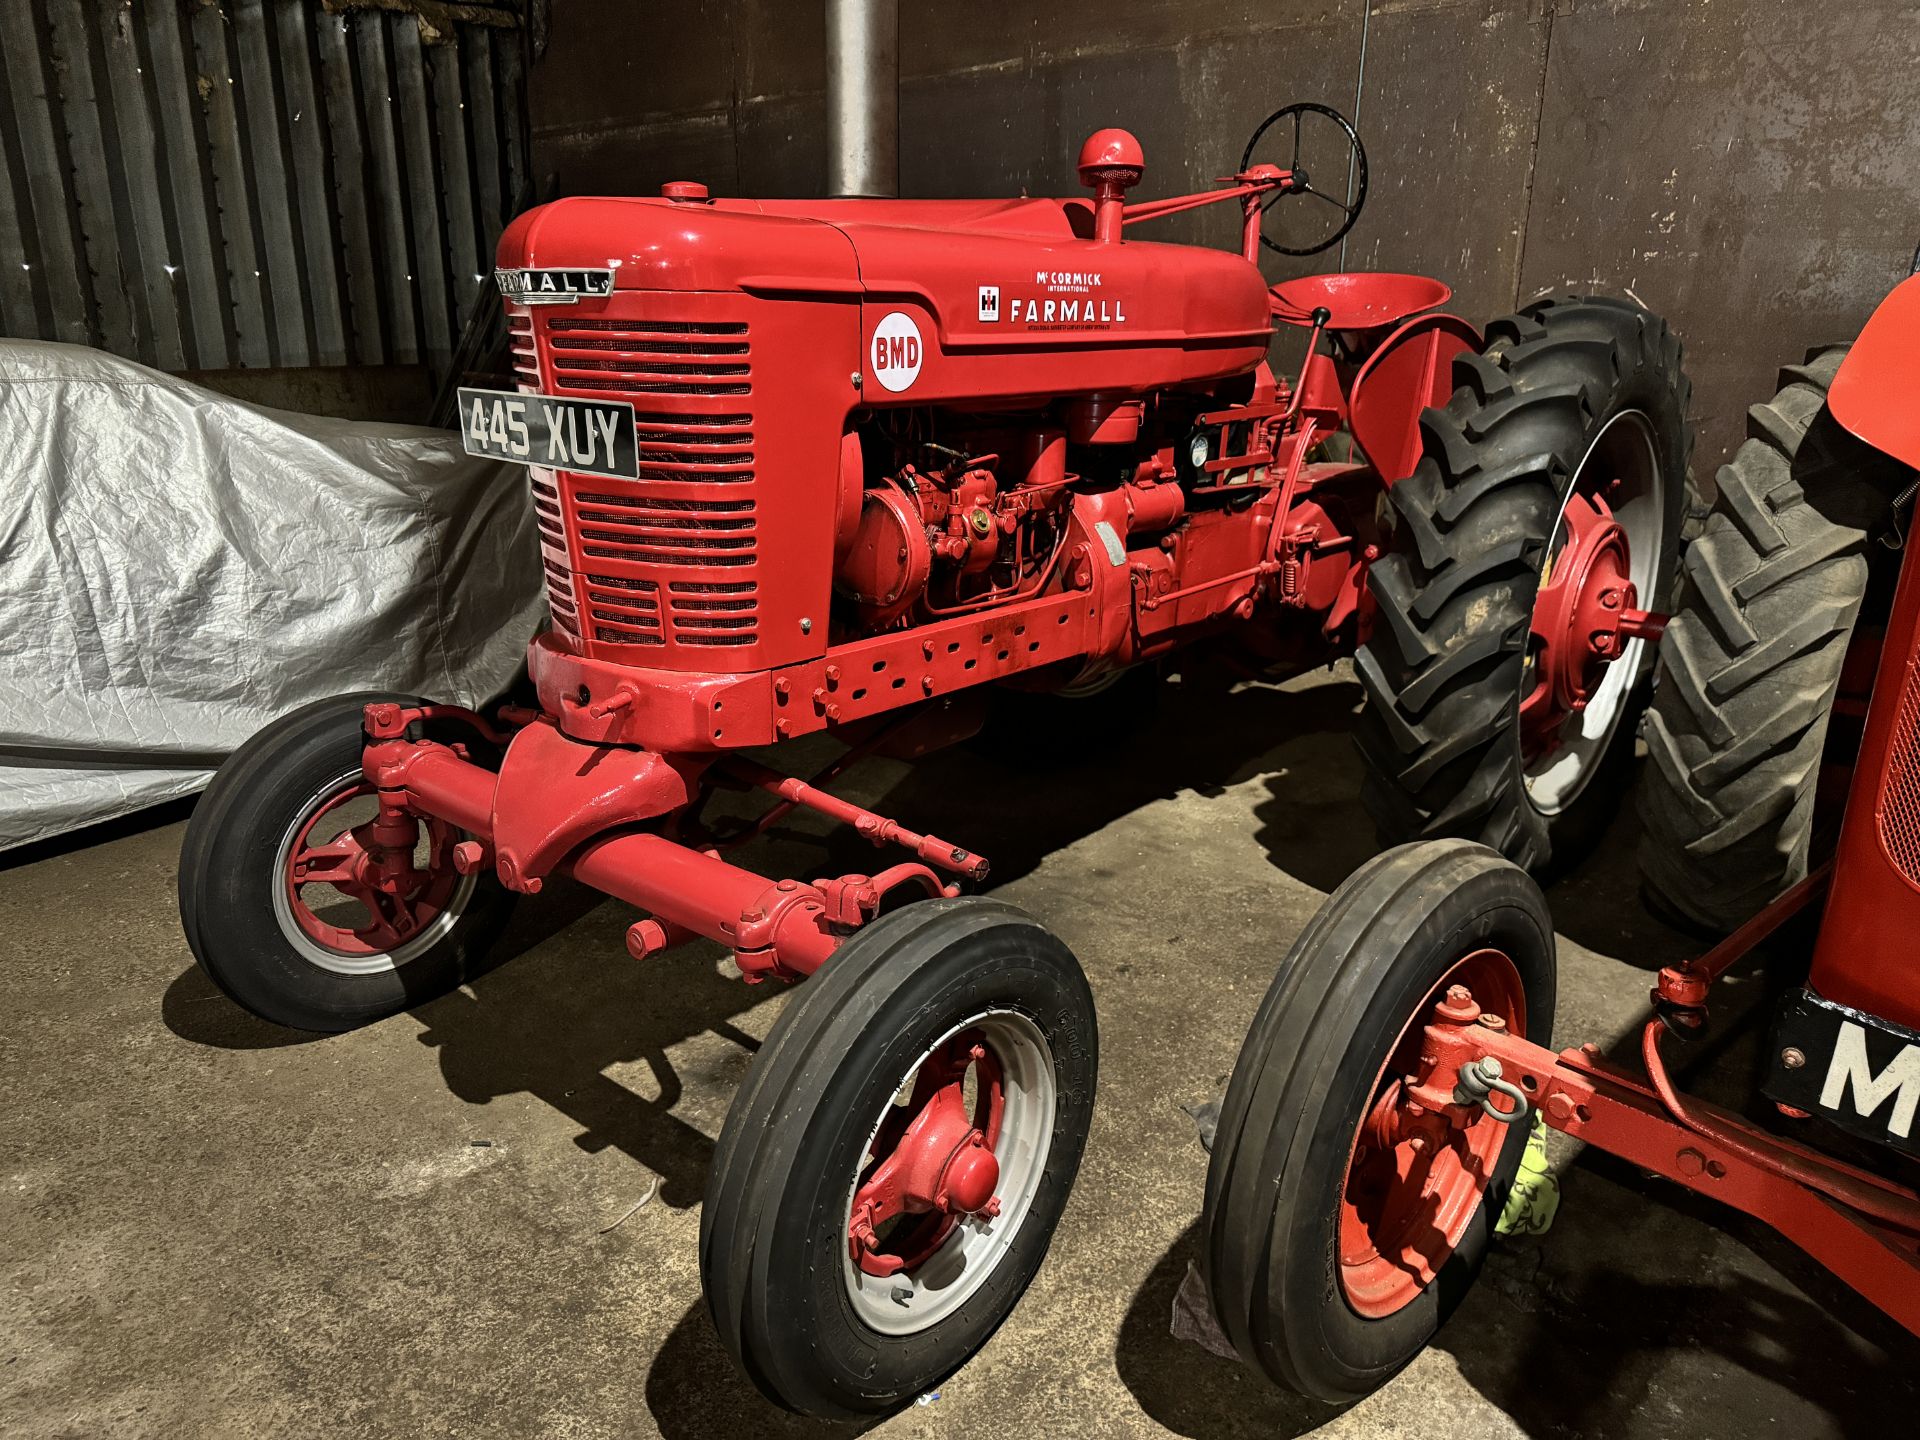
[1636,347,1909,931]
[700,897,1097,1419]
[1358,292,1693,873]
[1204,840,1556,1403]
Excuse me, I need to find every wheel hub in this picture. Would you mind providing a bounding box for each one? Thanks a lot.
[848,1032,1005,1279]
[281,780,463,960]
[1339,949,1525,1319]
[1521,485,1667,757]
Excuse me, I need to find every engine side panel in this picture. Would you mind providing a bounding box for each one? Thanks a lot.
[839,223,1273,405]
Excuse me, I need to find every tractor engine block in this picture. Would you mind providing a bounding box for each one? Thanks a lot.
[834,423,1079,633]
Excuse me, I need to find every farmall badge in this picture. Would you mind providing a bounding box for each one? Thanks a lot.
[1000,269,1126,328]
[494,268,615,304]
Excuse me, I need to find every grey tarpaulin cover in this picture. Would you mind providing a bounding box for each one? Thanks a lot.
[0,342,543,851]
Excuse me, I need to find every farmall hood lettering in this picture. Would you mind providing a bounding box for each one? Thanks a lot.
[495,267,614,304]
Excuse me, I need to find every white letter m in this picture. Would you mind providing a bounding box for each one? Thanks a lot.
[1820,1021,1920,1138]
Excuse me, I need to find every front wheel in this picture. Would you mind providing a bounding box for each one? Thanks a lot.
[699,897,1097,1419]
[1204,840,1556,1403]
[1357,292,1693,873]
[178,693,515,1032]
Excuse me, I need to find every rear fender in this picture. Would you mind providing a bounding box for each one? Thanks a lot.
[1829,274,1920,469]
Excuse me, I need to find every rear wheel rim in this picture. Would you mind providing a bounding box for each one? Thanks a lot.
[1337,948,1526,1319]
[270,768,477,976]
[842,1009,1056,1336]
[1520,408,1665,814]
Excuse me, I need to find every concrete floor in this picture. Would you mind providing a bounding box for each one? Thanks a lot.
[4,662,1916,1439]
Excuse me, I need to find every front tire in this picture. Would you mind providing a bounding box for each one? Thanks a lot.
[699,897,1097,1419]
[1358,293,1692,872]
[178,693,515,1032]
[1204,840,1556,1404]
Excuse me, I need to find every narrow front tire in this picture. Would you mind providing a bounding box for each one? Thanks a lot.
[699,897,1097,1419]
[177,693,514,1032]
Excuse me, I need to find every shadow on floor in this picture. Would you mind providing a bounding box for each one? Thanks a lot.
[645,1297,876,1440]
[1114,1220,1340,1440]
[1117,1202,1920,1440]
[1440,1160,1920,1440]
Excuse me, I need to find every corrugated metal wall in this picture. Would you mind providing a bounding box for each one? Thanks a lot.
[0,0,530,377]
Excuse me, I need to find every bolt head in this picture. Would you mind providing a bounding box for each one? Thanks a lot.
[1781,1046,1807,1070]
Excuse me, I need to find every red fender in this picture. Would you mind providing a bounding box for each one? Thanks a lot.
[1829,273,1920,469]
[1347,312,1481,483]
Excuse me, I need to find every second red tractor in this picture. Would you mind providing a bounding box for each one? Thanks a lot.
[1204,275,1920,1403]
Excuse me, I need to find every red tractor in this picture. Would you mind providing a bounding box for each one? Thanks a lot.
[1202,276,1920,1402]
[177,106,1690,1417]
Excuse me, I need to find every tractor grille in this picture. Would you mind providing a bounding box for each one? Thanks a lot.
[1881,661,1920,888]
[511,310,761,653]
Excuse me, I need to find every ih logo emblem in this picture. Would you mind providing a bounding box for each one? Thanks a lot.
[871,311,923,393]
[978,285,1000,322]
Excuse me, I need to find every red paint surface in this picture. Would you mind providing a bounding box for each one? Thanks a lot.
[1830,273,1920,470]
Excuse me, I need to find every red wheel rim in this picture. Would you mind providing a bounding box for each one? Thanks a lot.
[1337,949,1527,1319]
[1515,408,1667,814]
[848,1028,1007,1278]
[280,780,463,960]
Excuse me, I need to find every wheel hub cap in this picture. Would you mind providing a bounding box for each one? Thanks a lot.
[279,779,464,963]
[848,1032,1006,1279]
[1521,485,1667,757]
[1339,949,1526,1319]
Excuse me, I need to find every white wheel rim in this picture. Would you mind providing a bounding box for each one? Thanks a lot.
[1523,408,1666,815]
[842,1009,1057,1337]
[269,767,479,976]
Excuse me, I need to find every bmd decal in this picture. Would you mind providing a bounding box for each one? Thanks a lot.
[870,311,924,393]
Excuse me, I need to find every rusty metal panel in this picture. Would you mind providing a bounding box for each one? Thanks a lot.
[1519,0,1920,467]
[0,0,529,388]
[1341,2,1548,326]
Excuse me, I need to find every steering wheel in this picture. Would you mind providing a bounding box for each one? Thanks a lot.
[1240,102,1369,256]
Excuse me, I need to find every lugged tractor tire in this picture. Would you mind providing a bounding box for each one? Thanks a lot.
[1636,346,1906,932]
[1357,292,1693,873]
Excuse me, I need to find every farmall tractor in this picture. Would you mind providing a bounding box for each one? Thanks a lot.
[1203,276,1920,1402]
[178,105,1690,1417]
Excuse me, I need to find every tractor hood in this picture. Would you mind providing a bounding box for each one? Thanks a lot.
[496,193,1274,402]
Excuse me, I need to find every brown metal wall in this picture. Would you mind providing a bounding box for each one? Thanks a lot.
[529,0,1920,467]
[0,0,530,377]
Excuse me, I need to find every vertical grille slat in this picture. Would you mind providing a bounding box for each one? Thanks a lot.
[522,308,760,652]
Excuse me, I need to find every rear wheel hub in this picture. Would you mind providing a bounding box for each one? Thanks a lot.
[1516,408,1670,813]
[1522,487,1654,749]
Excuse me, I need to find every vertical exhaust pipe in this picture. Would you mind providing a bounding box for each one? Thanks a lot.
[825,0,898,197]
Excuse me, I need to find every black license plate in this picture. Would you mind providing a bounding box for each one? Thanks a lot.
[1765,988,1920,1159]
[457,388,638,480]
